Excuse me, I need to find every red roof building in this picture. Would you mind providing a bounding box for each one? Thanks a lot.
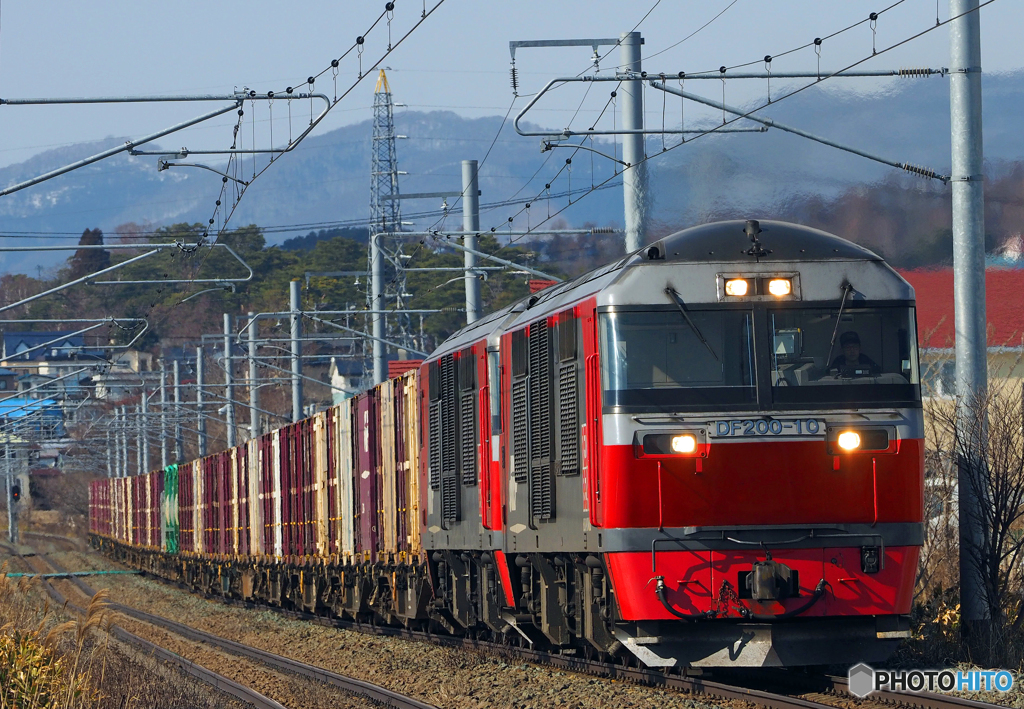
[898,269,1024,349]
[388,359,423,379]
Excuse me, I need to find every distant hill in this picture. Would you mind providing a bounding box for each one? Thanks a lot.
[1,71,1022,274]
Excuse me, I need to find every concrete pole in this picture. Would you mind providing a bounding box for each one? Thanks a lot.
[121,405,129,478]
[620,31,647,253]
[224,313,236,448]
[289,281,304,422]
[950,0,989,634]
[370,231,387,385]
[159,359,168,470]
[6,443,17,545]
[462,159,482,324]
[141,393,150,474]
[135,406,142,475]
[173,360,183,462]
[112,413,120,478]
[196,346,207,457]
[248,313,260,438]
[105,429,113,478]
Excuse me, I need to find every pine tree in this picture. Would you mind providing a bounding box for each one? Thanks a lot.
[68,229,111,279]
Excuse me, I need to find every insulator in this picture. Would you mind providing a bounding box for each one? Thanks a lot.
[510,65,519,94]
[902,163,940,179]
[898,67,931,78]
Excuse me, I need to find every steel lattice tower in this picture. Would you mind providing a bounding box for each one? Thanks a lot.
[367,70,415,384]
[369,70,402,235]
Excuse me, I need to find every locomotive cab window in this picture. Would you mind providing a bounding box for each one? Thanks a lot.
[599,309,755,410]
[768,305,920,406]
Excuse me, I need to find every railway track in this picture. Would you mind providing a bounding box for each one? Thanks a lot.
[158,574,1011,709]
[9,547,286,709]
[16,538,1012,709]
[31,548,437,709]
[12,544,436,709]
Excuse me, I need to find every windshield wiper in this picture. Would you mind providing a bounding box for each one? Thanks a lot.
[665,286,719,361]
[824,282,854,368]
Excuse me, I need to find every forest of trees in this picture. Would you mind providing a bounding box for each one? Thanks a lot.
[0,222,547,359]
[2,159,1021,364]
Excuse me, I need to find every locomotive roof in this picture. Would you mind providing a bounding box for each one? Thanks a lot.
[428,220,886,360]
[640,219,882,264]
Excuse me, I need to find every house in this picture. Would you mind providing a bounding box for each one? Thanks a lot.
[0,367,17,392]
[0,397,65,440]
[899,268,1024,397]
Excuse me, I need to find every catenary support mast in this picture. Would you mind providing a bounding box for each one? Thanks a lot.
[950,0,989,638]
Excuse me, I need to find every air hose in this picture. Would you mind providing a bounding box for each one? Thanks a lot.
[747,579,829,620]
[654,576,716,621]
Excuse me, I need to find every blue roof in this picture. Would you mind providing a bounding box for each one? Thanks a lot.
[0,397,61,419]
[2,330,104,361]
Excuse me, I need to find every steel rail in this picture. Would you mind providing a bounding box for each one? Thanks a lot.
[84,545,869,709]
[828,674,1004,709]
[40,551,437,709]
[11,548,286,709]
[161,561,1009,709]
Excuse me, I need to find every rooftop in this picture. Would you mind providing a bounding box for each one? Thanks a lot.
[898,268,1024,349]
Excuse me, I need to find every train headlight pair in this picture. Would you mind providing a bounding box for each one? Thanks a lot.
[723,277,792,298]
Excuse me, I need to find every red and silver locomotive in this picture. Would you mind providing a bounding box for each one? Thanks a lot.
[423,219,921,667]
[92,219,922,669]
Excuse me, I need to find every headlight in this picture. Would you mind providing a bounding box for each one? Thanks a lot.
[724,278,749,297]
[837,431,862,451]
[768,278,792,296]
[671,434,697,453]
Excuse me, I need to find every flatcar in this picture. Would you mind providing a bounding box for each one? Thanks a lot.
[91,219,923,668]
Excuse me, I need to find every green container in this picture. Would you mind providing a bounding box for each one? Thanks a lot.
[162,464,180,554]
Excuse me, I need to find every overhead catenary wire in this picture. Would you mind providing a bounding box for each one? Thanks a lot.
[479,0,996,260]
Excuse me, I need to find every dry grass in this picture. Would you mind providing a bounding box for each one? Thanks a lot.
[0,560,234,709]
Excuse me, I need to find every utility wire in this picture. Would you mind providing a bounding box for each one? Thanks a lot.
[644,0,740,62]
[482,0,996,258]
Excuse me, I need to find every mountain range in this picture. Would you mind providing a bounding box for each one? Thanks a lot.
[1,70,1022,275]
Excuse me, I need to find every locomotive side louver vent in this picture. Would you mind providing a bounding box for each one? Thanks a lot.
[556,314,580,477]
[531,462,553,519]
[511,379,528,483]
[428,401,441,490]
[558,364,580,476]
[460,393,476,485]
[459,348,477,486]
[436,354,461,523]
[528,319,555,520]
[441,475,460,523]
[440,355,458,481]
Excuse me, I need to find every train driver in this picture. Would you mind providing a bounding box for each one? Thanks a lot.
[830,331,880,376]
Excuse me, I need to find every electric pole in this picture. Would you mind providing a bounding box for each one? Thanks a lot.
[620,31,647,253]
[141,392,150,473]
[462,159,482,324]
[224,313,236,448]
[196,346,207,456]
[290,281,303,422]
[159,359,168,469]
[6,443,17,545]
[950,0,989,646]
[249,313,260,438]
[173,359,183,462]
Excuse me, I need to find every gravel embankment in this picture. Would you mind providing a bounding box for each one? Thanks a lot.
[51,550,742,709]
[49,560,374,709]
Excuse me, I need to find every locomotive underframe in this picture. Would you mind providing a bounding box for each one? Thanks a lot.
[91,534,908,667]
[92,536,623,657]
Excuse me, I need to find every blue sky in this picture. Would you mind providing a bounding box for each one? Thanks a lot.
[0,0,1017,169]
